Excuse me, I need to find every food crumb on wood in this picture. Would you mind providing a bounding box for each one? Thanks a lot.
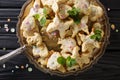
[21,65,25,69]
[10,28,15,33]
[107,8,111,11]
[5,28,9,32]
[116,29,119,32]
[7,18,11,22]
[25,64,29,68]
[12,70,14,73]
[3,48,6,51]
[111,24,116,30]
[15,65,19,69]
[4,24,8,28]
[28,67,33,72]
[3,64,6,68]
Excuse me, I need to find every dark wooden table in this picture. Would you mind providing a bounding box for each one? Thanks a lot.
[0,0,120,80]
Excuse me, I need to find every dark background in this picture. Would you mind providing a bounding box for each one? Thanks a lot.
[0,0,120,80]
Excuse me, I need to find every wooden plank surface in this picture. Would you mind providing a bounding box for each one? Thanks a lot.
[0,0,120,80]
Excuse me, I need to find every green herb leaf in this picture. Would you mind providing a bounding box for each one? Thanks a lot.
[57,57,66,65]
[43,7,47,15]
[40,16,46,26]
[96,33,101,41]
[90,29,102,41]
[66,56,76,67]
[71,59,76,66]
[33,14,40,20]
[74,18,81,24]
[95,30,102,34]
[90,35,96,40]
[68,7,81,24]
[67,7,80,16]
[66,56,71,67]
